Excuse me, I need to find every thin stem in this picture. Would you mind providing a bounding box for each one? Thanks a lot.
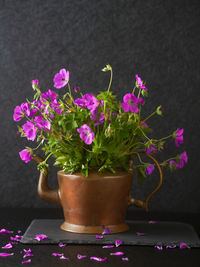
[157,134,173,142]
[32,139,44,150]
[107,67,113,91]
[44,152,53,163]
[132,85,136,94]
[136,152,146,165]
[143,110,157,122]
[137,88,141,98]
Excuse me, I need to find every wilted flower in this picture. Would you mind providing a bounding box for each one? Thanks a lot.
[145,164,155,175]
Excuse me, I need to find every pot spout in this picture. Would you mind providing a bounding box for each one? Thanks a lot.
[32,154,61,206]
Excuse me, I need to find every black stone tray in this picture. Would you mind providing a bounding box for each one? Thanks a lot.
[20,219,200,247]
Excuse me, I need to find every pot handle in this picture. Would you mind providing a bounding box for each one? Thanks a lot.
[32,154,61,206]
[128,153,163,212]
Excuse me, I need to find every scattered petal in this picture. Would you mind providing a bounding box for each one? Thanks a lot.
[149,220,158,224]
[2,243,13,249]
[136,232,145,236]
[96,235,104,239]
[0,229,13,234]
[24,249,31,253]
[115,239,123,247]
[154,245,163,250]
[102,245,115,249]
[58,242,67,247]
[18,230,22,234]
[166,245,176,249]
[179,242,190,249]
[60,255,70,260]
[34,234,48,241]
[102,227,112,235]
[52,253,63,257]
[10,235,23,242]
[77,254,87,259]
[0,253,14,257]
[110,251,124,256]
[23,253,34,258]
[90,256,107,262]
[22,259,31,264]
[122,257,129,261]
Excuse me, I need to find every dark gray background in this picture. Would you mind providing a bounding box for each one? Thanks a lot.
[0,0,199,213]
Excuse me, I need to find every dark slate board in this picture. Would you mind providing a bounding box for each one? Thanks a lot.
[20,219,200,247]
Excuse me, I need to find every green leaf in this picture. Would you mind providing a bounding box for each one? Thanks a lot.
[136,165,147,185]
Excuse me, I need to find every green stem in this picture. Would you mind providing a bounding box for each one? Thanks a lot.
[139,127,152,142]
[107,67,113,91]
[132,85,136,94]
[136,152,146,165]
[137,88,141,98]
[32,139,44,150]
[44,152,53,163]
[143,110,157,122]
[157,134,173,142]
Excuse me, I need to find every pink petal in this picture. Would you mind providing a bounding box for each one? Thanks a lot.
[77,254,87,259]
[122,257,129,261]
[136,232,145,236]
[2,242,13,249]
[96,235,104,239]
[58,242,67,247]
[34,234,48,241]
[22,259,31,264]
[149,220,158,224]
[18,230,22,233]
[102,245,115,248]
[24,249,31,253]
[102,226,112,235]
[0,253,14,257]
[0,228,13,234]
[166,245,176,249]
[10,235,22,242]
[60,255,70,260]
[90,256,107,262]
[110,251,124,256]
[179,242,190,249]
[115,239,123,247]
[52,253,63,257]
[23,253,34,258]
[154,245,163,250]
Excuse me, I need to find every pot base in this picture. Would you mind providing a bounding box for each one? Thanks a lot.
[60,221,129,234]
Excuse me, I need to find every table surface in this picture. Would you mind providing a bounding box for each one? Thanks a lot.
[0,208,199,267]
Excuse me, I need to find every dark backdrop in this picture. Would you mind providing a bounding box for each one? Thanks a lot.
[0,0,199,213]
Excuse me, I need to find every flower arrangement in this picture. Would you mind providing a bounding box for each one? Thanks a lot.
[13,65,187,180]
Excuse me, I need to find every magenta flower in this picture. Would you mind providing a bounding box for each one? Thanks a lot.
[53,68,69,89]
[174,128,184,147]
[74,87,79,92]
[19,149,32,163]
[34,116,51,131]
[145,144,156,155]
[169,160,177,170]
[77,124,95,145]
[121,94,139,113]
[135,74,148,91]
[75,94,99,112]
[13,102,30,121]
[179,242,190,249]
[41,89,57,103]
[90,108,104,126]
[145,164,155,175]
[22,121,37,141]
[176,152,188,168]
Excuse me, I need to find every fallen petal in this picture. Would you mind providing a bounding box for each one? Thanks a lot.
[2,243,13,249]
[52,253,63,257]
[136,232,145,236]
[18,230,22,234]
[10,235,22,242]
[166,245,176,249]
[34,234,48,241]
[22,259,31,264]
[58,242,67,247]
[149,220,158,224]
[24,249,31,253]
[90,256,107,262]
[60,255,69,260]
[110,251,124,256]
[102,227,112,235]
[122,257,129,261]
[102,245,115,249]
[23,253,34,258]
[77,254,87,259]
[0,229,13,234]
[0,253,14,257]
[115,239,122,247]
[179,242,190,249]
[96,235,103,239]
[154,245,163,250]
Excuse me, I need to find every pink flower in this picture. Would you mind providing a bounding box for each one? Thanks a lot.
[115,239,122,247]
[174,128,184,147]
[34,116,51,131]
[169,160,177,170]
[53,68,69,89]
[75,94,99,112]
[13,102,30,121]
[22,121,37,141]
[145,144,156,155]
[176,152,188,168]
[145,164,155,175]
[135,74,148,91]
[19,149,32,163]
[77,124,95,145]
[121,94,139,113]
[74,87,79,92]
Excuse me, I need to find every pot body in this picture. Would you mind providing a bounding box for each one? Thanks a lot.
[57,170,133,234]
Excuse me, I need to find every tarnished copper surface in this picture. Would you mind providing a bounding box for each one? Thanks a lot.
[57,170,133,233]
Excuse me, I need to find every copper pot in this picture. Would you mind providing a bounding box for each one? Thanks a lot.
[32,154,163,234]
